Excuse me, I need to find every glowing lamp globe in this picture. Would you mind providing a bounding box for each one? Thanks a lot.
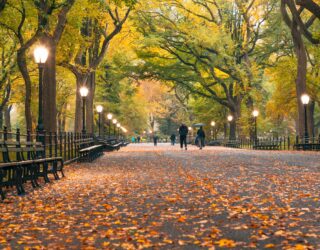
[252,110,259,117]
[79,87,89,97]
[301,94,310,105]
[107,113,113,120]
[227,115,233,122]
[112,119,117,124]
[34,46,49,64]
[211,121,216,127]
[96,105,103,113]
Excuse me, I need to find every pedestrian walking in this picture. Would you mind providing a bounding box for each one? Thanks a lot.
[179,123,188,150]
[170,134,176,146]
[197,126,206,149]
[131,136,136,143]
[137,136,141,143]
[153,135,159,146]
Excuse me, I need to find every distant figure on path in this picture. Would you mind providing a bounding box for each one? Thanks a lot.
[197,126,206,150]
[170,134,176,146]
[153,135,159,146]
[137,136,141,143]
[131,136,136,143]
[179,124,188,150]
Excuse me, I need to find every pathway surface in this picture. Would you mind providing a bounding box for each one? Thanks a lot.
[0,144,319,249]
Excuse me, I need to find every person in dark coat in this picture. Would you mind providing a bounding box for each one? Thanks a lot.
[197,126,206,149]
[153,135,158,146]
[179,124,189,150]
[170,134,176,146]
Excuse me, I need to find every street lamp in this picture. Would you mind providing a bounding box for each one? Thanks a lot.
[96,105,103,137]
[188,127,192,144]
[227,115,233,140]
[112,119,117,137]
[80,86,89,134]
[301,94,310,143]
[252,110,259,144]
[34,46,49,140]
[117,123,121,139]
[211,121,216,140]
[107,113,113,138]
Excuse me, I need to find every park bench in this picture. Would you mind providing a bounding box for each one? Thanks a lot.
[98,138,123,151]
[224,140,240,148]
[77,138,104,162]
[253,141,280,150]
[293,143,320,151]
[0,140,64,199]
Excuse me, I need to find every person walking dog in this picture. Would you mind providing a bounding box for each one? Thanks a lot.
[179,124,189,150]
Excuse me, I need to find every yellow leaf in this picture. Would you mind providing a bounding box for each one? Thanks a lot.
[216,239,236,248]
[177,216,187,223]
[265,244,275,248]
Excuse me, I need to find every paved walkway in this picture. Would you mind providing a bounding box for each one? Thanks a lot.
[0,144,319,249]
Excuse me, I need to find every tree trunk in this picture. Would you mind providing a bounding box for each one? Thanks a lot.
[229,119,237,140]
[308,100,315,138]
[4,105,11,131]
[0,108,3,130]
[86,72,95,134]
[291,19,308,138]
[42,36,57,133]
[17,49,33,132]
[228,99,241,140]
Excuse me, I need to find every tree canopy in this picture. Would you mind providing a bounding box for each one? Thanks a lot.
[0,0,319,139]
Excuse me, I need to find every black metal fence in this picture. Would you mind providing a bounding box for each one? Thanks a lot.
[0,127,95,164]
[206,135,320,151]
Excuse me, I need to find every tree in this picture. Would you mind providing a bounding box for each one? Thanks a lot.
[60,0,133,133]
[134,0,277,139]
[281,0,317,137]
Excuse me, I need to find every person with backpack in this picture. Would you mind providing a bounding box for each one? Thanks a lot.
[179,124,189,150]
[197,126,206,150]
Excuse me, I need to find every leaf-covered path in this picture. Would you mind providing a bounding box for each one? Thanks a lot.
[0,144,319,249]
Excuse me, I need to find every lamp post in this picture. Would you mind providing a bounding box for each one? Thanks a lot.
[301,94,310,143]
[252,110,259,144]
[107,113,113,138]
[80,86,89,134]
[117,123,121,139]
[34,46,49,140]
[188,127,192,144]
[211,121,216,140]
[112,119,117,137]
[227,115,233,140]
[96,105,103,137]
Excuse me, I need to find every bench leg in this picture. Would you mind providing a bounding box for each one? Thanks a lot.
[15,166,25,195]
[42,163,50,183]
[0,171,5,200]
[59,161,65,178]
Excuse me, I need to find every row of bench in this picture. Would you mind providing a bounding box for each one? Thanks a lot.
[0,137,129,200]
[0,141,64,199]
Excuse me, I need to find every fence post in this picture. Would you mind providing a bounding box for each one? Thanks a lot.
[67,132,71,161]
[64,132,67,161]
[49,132,53,158]
[3,126,8,141]
[71,132,74,160]
[16,128,21,161]
[54,132,58,157]
[27,130,31,160]
[43,131,47,158]
[59,132,63,157]
[287,136,290,150]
